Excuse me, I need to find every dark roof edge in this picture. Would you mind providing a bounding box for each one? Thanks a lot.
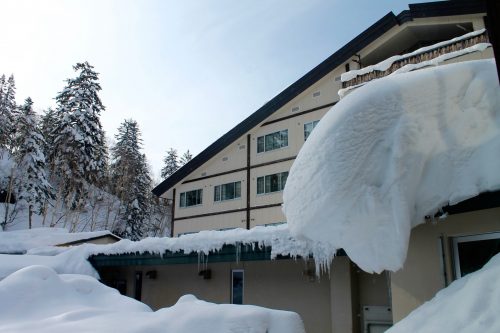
[153,0,486,196]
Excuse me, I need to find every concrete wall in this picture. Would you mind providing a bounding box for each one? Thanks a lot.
[391,207,500,322]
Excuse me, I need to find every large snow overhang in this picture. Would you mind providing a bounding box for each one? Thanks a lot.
[283,59,500,273]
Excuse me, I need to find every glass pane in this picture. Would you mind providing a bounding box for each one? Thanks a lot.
[235,182,241,198]
[280,130,288,147]
[265,134,274,151]
[304,123,312,141]
[269,174,279,192]
[281,172,288,190]
[223,183,235,200]
[257,177,264,194]
[214,186,220,202]
[265,175,271,193]
[257,136,264,153]
[232,270,244,304]
[457,238,500,277]
[180,193,186,207]
[198,189,202,205]
[273,132,281,149]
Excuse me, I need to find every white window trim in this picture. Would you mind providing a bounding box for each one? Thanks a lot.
[452,231,500,278]
[214,181,242,203]
[179,189,203,208]
[256,172,288,195]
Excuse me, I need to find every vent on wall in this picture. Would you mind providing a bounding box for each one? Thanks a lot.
[201,172,207,177]
[222,157,228,162]
[313,91,321,97]
[292,106,300,112]
[239,145,246,150]
[334,76,341,82]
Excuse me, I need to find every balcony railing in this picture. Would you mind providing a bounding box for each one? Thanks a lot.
[341,29,490,89]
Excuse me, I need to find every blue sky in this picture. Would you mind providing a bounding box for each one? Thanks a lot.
[0,0,418,180]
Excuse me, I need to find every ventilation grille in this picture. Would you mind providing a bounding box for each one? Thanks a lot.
[239,145,246,150]
[292,107,300,112]
[313,91,321,97]
[222,157,228,162]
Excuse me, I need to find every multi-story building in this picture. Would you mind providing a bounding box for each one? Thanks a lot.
[153,0,491,237]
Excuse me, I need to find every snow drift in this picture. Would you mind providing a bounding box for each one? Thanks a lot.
[283,59,500,273]
[0,266,305,333]
[388,253,500,332]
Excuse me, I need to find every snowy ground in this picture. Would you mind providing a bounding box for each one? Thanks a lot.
[283,59,500,273]
[0,266,305,333]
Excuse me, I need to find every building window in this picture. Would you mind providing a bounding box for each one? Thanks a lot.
[257,172,288,194]
[231,270,244,304]
[179,189,203,207]
[304,120,320,141]
[257,130,288,153]
[452,232,500,278]
[214,181,241,202]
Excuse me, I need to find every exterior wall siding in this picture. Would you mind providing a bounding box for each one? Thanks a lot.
[391,207,500,322]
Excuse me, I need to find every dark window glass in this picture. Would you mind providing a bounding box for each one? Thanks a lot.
[456,237,500,277]
[231,270,244,304]
[180,189,202,207]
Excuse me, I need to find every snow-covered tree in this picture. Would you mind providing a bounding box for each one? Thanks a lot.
[0,75,16,151]
[161,148,179,178]
[110,119,151,240]
[180,150,193,166]
[12,98,54,228]
[51,62,107,209]
[40,107,57,165]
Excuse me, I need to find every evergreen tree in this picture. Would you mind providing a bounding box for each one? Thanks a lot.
[52,62,107,209]
[40,107,57,165]
[180,150,193,166]
[13,98,54,228]
[161,148,179,178]
[0,75,16,151]
[110,119,151,240]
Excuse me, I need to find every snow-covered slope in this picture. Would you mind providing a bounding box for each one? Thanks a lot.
[0,266,305,333]
[388,253,500,332]
[283,59,500,273]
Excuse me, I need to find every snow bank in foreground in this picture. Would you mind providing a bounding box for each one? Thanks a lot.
[0,266,305,333]
[0,251,98,279]
[283,59,500,273]
[388,253,500,332]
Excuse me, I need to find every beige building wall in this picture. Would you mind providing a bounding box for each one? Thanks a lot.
[391,207,500,322]
[99,257,391,333]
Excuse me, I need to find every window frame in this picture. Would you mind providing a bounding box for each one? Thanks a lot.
[452,231,500,278]
[256,172,289,195]
[179,189,203,208]
[214,181,242,202]
[304,120,320,141]
[257,129,288,153]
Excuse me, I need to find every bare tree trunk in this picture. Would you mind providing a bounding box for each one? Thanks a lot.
[2,168,15,231]
[28,205,33,229]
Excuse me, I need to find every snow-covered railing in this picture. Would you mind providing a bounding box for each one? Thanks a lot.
[341,29,490,89]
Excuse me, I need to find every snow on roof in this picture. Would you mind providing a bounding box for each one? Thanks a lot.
[0,266,305,333]
[338,42,492,99]
[30,224,337,276]
[388,253,500,333]
[341,29,487,82]
[283,59,500,273]
[0,228,116,254]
